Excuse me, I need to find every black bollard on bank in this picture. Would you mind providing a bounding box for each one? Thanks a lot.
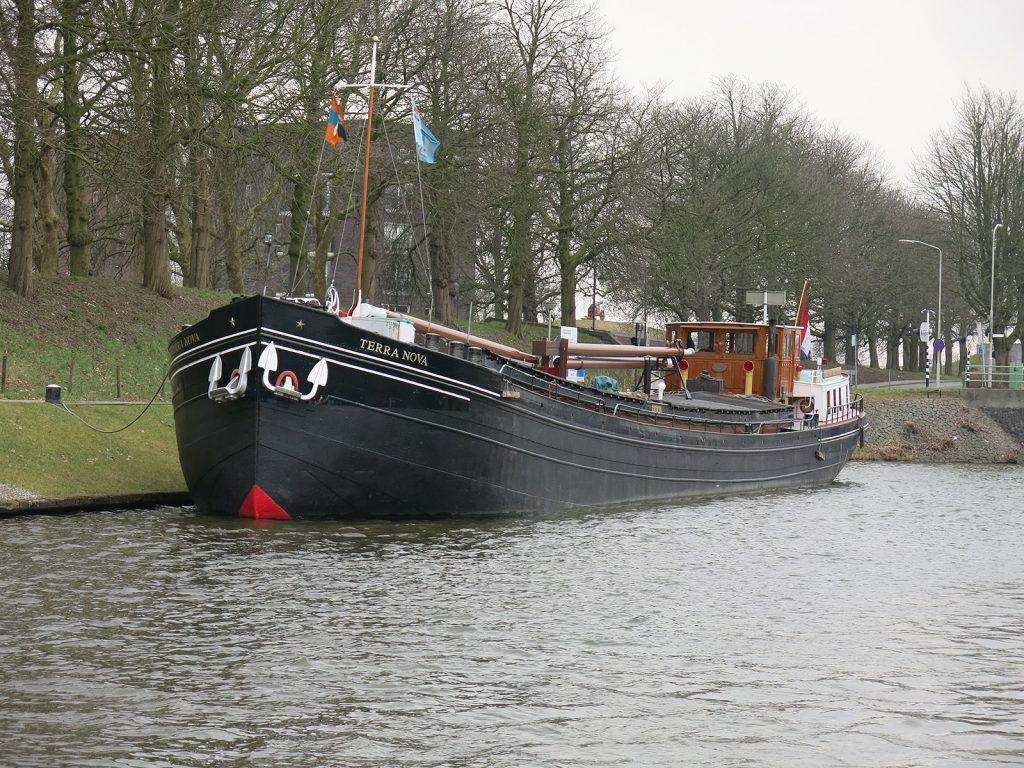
[45,384,62,404]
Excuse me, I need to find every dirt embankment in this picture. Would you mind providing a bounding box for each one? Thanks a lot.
[856,395,1023,463]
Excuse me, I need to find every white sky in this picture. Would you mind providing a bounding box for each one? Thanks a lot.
[591,0,1024,187]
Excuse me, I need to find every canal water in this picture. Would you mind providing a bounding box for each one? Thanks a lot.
[1,462,1023,767]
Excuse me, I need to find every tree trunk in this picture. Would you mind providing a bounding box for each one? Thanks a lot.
[903,332,917,371]
[10,156,36,298]
[185,146,211,289]
[34,131,60,275]
[821,316,836,364]
[867,329,880,368]
[187,186,211,289]
[141,3,175,298]
[559,265,577,330]
[142,199,173,296]
[62,0,92,276]
[361,201,379,303]
[7,0,39,298]
[212,152,244,293]
[505,136,532,336]
[429,228,454,326]
[287,175,312,295]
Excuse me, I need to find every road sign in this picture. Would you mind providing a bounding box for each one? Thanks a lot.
[918,322,930,343]
[745,290,787,306]
[933,338,945,351]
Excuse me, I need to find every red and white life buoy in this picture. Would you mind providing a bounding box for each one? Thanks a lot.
[798,397,815,414]
[275,370,299,390]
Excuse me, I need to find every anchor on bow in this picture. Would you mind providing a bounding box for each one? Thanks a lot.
[208,347,252,402]
[257,341,329,401]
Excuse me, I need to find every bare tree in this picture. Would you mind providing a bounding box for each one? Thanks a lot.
[493,0,592,335]
[918,86,1024,365]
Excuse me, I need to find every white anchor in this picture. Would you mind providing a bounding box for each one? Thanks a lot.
[208,346,252,402]
[257,341,329,401]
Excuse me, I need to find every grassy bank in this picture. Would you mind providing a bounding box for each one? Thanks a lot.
[1,402,183,498]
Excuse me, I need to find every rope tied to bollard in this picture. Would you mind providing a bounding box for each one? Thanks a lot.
[50,367,172,435]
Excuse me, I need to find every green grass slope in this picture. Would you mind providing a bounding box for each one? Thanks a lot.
[1,274,230,401]
[1,403,184,498]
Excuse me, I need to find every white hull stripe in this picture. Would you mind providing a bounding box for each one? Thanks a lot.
[263,327,498,400]
[169,328,257,369]
[170,340,257,380]
[269,342,470,403]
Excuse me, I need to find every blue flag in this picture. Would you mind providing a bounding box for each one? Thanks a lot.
[411,97,440,163]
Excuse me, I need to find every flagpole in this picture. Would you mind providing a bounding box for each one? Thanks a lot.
[795,279,808,325]
[352,36,380,313]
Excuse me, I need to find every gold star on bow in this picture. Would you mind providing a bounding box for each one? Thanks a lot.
[296,320,305,329]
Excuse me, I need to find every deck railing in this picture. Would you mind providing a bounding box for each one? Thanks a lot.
[821,395,866,425]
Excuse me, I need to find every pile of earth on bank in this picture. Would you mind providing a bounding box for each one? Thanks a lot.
[856,395,1022,463]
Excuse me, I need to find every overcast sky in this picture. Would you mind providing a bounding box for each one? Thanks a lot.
[591,0,1024,187]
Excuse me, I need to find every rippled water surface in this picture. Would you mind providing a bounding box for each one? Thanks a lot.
[2,462,1024,767]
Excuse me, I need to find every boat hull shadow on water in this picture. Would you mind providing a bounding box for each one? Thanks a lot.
[168,295,866,520]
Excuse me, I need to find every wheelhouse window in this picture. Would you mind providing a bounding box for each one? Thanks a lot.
[695,331,717,352]
[727,331,755,354]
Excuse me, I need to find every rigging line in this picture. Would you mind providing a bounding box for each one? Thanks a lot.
[57,368,171,435]
[261,188,286,296]
[288,113,331,297]
[380,113,433,311]
[328,98,367,298]
[412,127,435,316]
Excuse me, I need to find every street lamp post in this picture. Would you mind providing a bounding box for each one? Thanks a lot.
[899,239,943,389]
[989,223,1004,387]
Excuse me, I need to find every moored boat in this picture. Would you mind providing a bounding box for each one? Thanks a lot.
[168,300,866,519]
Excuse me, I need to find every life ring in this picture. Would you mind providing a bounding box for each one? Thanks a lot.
[799,397,815,414]
[275,370,299,390]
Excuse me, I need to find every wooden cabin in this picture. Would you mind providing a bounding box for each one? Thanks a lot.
[662,321,803,400]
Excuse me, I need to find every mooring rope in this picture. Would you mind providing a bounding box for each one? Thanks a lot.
[56,367,172,434]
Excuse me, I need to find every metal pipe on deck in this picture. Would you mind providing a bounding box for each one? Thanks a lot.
[563,342,692,358]
[386,311,536,363]
[563,358,662,369]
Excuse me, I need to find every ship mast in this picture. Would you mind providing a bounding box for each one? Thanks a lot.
[348,36,408,314]
[352,36,379,312]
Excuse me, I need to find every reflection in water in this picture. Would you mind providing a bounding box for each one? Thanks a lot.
[1,463,1023,767]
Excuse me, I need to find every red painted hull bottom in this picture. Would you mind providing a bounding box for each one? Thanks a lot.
[239,485,291,520]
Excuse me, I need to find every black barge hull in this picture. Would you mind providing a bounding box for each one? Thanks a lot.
[169,296,865,520]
